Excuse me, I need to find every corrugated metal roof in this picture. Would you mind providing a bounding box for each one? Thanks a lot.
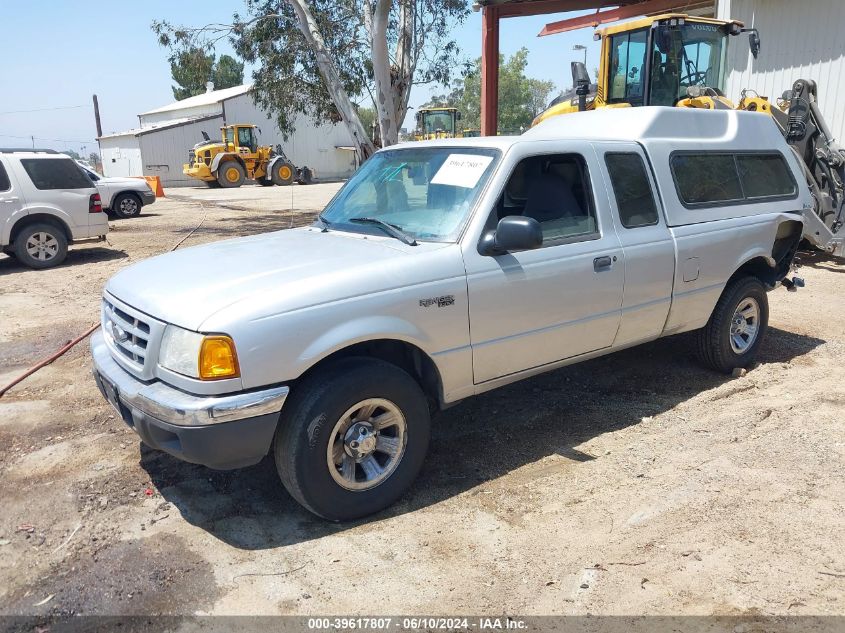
[139,84,253,116]
[98,114,222,140]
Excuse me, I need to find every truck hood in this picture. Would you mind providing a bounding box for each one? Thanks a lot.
[105,227,458,331]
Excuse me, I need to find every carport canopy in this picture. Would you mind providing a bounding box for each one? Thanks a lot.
[475,0,716,135]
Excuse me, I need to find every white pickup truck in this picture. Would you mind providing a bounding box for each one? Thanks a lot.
[91,107,807,520]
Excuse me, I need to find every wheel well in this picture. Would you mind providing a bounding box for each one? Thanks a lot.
[300,339,444,411]
[113,190,141,203]
[216,155,245,171]
[728,220,804,288]
[10,214,71,243]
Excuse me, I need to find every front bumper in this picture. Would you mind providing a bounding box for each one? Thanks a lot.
[90,330,288,469]
[140,190,156,206]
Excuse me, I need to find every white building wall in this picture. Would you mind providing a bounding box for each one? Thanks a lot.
[99,135,142,178]
[222,94,356,180]
[718,0,845,143]
[138,116,224,187]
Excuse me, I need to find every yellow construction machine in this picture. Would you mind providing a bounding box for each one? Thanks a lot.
[414,107,463,140]
[183,124,312,188]
[533,14,845,257]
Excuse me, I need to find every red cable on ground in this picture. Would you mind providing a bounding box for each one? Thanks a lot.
[0,323,100,398]
[0,209,207,399]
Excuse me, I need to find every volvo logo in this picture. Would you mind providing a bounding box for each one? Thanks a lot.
[110,322,130,343]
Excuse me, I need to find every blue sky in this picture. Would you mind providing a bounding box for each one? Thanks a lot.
[0,2,602,156]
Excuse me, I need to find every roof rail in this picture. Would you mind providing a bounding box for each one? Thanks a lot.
[0,148,60,154]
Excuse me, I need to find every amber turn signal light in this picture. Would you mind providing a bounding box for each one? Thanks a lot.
[198,336,240,380]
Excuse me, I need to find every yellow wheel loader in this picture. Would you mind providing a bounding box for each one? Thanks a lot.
[532,14,845,258]
[183,124,313,188]
[414,107,464,140]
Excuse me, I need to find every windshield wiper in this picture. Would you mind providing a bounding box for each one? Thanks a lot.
[349,217,418,246]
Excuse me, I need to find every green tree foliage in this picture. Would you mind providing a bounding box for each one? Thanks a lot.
[169,48,244,100]
[435,48,556,133]
[153,0,469,158]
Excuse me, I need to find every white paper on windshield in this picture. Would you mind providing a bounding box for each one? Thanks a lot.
[430,154,494,188]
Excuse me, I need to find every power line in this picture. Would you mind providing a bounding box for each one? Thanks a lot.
[0,104,91,116]
[0,133,96,144]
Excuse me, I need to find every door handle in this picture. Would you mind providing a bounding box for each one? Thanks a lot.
[593,255,613,271]
[0,197,19,203]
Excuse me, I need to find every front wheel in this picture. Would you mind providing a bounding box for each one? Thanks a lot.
[697,276,769,373]
[274,358,430,521]
[112,193,142,218]
[271,161,295,186]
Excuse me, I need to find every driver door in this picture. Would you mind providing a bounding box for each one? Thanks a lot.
[462,144,624,384]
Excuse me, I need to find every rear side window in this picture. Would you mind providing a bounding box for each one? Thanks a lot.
[671,152,796,207]
[20,158,92,190]
[605,153,659,228]
[0,161,10,192]
[736,154,796,198]
[671,154,743,205]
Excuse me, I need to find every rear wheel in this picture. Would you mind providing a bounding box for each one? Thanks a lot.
[271,161,295,186]
[258,178,274,187]
[14,223,68,269]
[697,276,769,373]
[112,192,142,218]
[217,162,245,188]
[205,180,221,188]
[274,357,430,521]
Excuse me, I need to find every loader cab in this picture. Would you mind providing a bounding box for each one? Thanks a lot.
[415,108,462,140]
[604,16,735,108]
[223,125,259,154]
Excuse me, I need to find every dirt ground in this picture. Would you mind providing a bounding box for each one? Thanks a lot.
[1,183,844,620]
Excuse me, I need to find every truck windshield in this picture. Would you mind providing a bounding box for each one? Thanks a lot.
[319,147,499,242]
[650,22,729,106]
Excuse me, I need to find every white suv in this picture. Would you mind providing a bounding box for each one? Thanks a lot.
[77,163,156,219]
[0,149,109,269]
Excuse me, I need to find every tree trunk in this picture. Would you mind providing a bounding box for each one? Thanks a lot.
[285,0,376,162]
[394,0,414,129]
[367,0,400,146]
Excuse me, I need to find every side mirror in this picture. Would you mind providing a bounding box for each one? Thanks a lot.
[571,61,591,112]
[479,216,543,255]
[747,29,761,59]
[571,61,590,88]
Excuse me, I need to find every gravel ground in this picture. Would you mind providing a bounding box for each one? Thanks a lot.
[0,182,844,620]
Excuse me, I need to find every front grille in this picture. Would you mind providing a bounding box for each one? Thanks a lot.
[103,298,151,373]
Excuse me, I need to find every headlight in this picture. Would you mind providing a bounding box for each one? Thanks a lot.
[158,326,240,380]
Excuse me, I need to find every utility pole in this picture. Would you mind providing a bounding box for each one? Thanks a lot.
[92,94,103,138]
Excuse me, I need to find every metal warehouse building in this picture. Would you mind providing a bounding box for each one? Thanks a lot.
[98,84,357,187]
[717,0,845,143]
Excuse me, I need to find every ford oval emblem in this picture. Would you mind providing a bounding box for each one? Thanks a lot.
[111,322,129,343]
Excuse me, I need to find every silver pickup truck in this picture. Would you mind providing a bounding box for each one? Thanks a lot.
[91,107,808,520]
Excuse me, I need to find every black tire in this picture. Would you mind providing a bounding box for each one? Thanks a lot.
[697,276,769,373]
[296,166,313,185]
[274,357,431,521]
[13,222,68,269]
[205,180,221,188]
[258,178,274,187]
[271,161,295,186]
[112,192,142,219]
[216,161,245,188]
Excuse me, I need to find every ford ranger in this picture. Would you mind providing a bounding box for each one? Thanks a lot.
[91,107,808,520]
